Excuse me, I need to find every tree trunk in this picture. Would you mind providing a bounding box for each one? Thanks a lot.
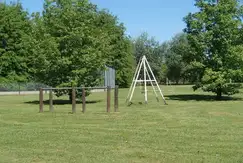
[216,90,222,100]
[69,91,72,104]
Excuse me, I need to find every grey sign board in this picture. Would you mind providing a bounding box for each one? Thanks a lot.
[104,66,115,88]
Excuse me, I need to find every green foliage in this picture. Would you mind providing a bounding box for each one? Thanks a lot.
[35,0,106,88]
[96,10,135,88]
[132,32,191,85]
[0,0,134,99]
[160,63,168,83]
[26,0,134,99]
[0,2,32,83]
[133,32,165,83]
[184,0,243,99]
[193,68,241,97]
[165,33,189,84]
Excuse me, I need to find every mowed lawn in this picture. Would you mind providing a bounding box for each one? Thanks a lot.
[0,85,243,163]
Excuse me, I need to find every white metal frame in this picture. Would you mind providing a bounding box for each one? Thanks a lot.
[126,55,167,105]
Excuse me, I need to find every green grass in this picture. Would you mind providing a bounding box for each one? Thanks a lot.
[0,85,243,163]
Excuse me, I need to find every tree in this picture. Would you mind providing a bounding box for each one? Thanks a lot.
[30,0,108,99]
[30,0,134,100]
[165,33,189,84]
[158,42,170,83]
[96,10,135,88]
[133,32,165,83]
[0,2,32,83]
[183,0,243,99]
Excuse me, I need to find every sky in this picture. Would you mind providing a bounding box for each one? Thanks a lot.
[4,0,198,42]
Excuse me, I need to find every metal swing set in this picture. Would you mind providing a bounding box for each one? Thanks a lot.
[126,55,167,105]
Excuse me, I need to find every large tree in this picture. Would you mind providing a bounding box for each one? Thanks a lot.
[183,0,243,99]
[0,2,32,83]
[30,0,134,99]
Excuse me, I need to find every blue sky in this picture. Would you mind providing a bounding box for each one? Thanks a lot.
[5,0,198,42]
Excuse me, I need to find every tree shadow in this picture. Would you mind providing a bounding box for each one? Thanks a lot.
[25,99,103,105]
[166,94,243,101]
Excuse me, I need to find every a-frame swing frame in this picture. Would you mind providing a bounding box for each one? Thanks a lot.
[126,55,167,105]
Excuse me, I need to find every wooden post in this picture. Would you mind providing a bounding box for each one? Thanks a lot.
[18,82,20,95]
[114,85,118,112]
[107,86,111,113]
[49,89,54,112]
[72,88,76,113]
[82,88,86,113]
[39,88,43,112]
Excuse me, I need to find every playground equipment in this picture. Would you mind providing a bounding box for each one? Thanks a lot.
[126,55,167,105]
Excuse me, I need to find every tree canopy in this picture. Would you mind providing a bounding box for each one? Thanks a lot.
[132,32,166,83]
[184,0,243,99]
[0,0,134,97]
[165,33,189,84]
[0,2,32,83]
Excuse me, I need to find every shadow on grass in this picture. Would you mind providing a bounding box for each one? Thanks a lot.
[166,94,243,101]
[25,99,102,105]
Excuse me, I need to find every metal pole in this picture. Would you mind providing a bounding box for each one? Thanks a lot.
[39,88,44,112]
[145,66,159,102]
[143,56,148,104]
[128,56,144,103]
[126,57,142,102]
[145,57,167,105]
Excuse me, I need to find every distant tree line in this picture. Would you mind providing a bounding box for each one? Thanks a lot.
[1,0,243,99]
[132,0,243,99]
[132,32,190,85]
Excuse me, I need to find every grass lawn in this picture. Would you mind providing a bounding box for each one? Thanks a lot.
[0,85,243,163]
